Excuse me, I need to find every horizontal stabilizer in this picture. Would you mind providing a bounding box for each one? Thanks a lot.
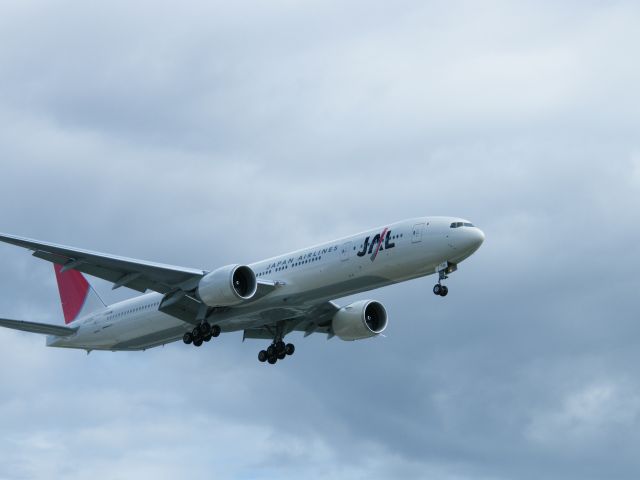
[0,318,78,336]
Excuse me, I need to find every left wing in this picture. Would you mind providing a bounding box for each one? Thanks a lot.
[242,301,339,340]
[0,318,77,336]
[0,232,206,294]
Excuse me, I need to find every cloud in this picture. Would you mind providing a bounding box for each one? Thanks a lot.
[0,1,639,479]
[631,151,640,188]
[526,381,640,446]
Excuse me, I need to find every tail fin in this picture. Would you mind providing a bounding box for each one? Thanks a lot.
[53,265,106,324]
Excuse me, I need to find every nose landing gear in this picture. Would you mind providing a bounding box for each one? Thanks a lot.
[433,283,448,297]
[433,261,456,297]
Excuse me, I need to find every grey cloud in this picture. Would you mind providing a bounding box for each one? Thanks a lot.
[0,1,640,479]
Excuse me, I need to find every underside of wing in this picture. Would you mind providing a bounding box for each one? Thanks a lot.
[242,301,339,340]
[0,318,77,336]
[156,279,284,327]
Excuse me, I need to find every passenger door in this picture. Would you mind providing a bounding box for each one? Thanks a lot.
[412,223,424,243]
[340,241,353,261]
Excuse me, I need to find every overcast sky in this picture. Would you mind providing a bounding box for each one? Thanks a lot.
[0,1,639,479]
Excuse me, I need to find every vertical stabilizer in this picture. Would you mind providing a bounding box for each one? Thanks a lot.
[53,265,106,324]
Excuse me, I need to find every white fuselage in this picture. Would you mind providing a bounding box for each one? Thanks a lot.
[47,217,484,351]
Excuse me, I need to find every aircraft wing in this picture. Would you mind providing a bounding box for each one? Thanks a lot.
[242,301,339,340]
[0,233,206,294]
[147,278,279,326]
[0,318,77,336]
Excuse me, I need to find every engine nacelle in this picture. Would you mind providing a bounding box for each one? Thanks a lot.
[197,264,257,307]
[332,300,388,341]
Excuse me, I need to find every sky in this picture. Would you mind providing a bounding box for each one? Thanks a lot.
[0,0,639,478]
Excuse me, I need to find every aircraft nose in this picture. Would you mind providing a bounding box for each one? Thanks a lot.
[471,227,485,249]
[459,226,485,253]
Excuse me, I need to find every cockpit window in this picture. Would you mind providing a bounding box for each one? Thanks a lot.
[450,222,475,228]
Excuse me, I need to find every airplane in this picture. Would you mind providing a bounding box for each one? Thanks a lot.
[0,216,484,365]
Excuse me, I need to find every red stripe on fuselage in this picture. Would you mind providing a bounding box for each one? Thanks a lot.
[371,227,388,261]
[54,264,90,324]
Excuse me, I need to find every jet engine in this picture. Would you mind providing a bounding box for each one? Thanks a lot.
[332,300,388,341]
[197,264,257,307]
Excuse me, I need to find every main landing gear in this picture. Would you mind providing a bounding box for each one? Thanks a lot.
[182,321,221,347]
[258,340,295,365]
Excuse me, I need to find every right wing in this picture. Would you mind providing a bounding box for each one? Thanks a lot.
[0,318,77,336]
[0,232,206,294]
[0,232,283,327]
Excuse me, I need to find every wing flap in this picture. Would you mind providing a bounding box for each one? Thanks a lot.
[242,301,339,341]
[159,293,202,326]
[0,318,77,336]
[32,250,150,293]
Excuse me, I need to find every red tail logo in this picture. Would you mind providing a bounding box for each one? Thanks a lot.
[54,264,91,324]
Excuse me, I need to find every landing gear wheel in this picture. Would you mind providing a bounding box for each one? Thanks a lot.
[267,356,277,364]
[440,285,449,297]
[277,352,286,360]
[258,350,268,362]
[203,334,212,342]
[433,284,442,296]
[267,345,276,357]
[285,343,295,356]
[183,332,193,345]
[193,339,203,347]
[200,322,211,335]
[211,325,221,337]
